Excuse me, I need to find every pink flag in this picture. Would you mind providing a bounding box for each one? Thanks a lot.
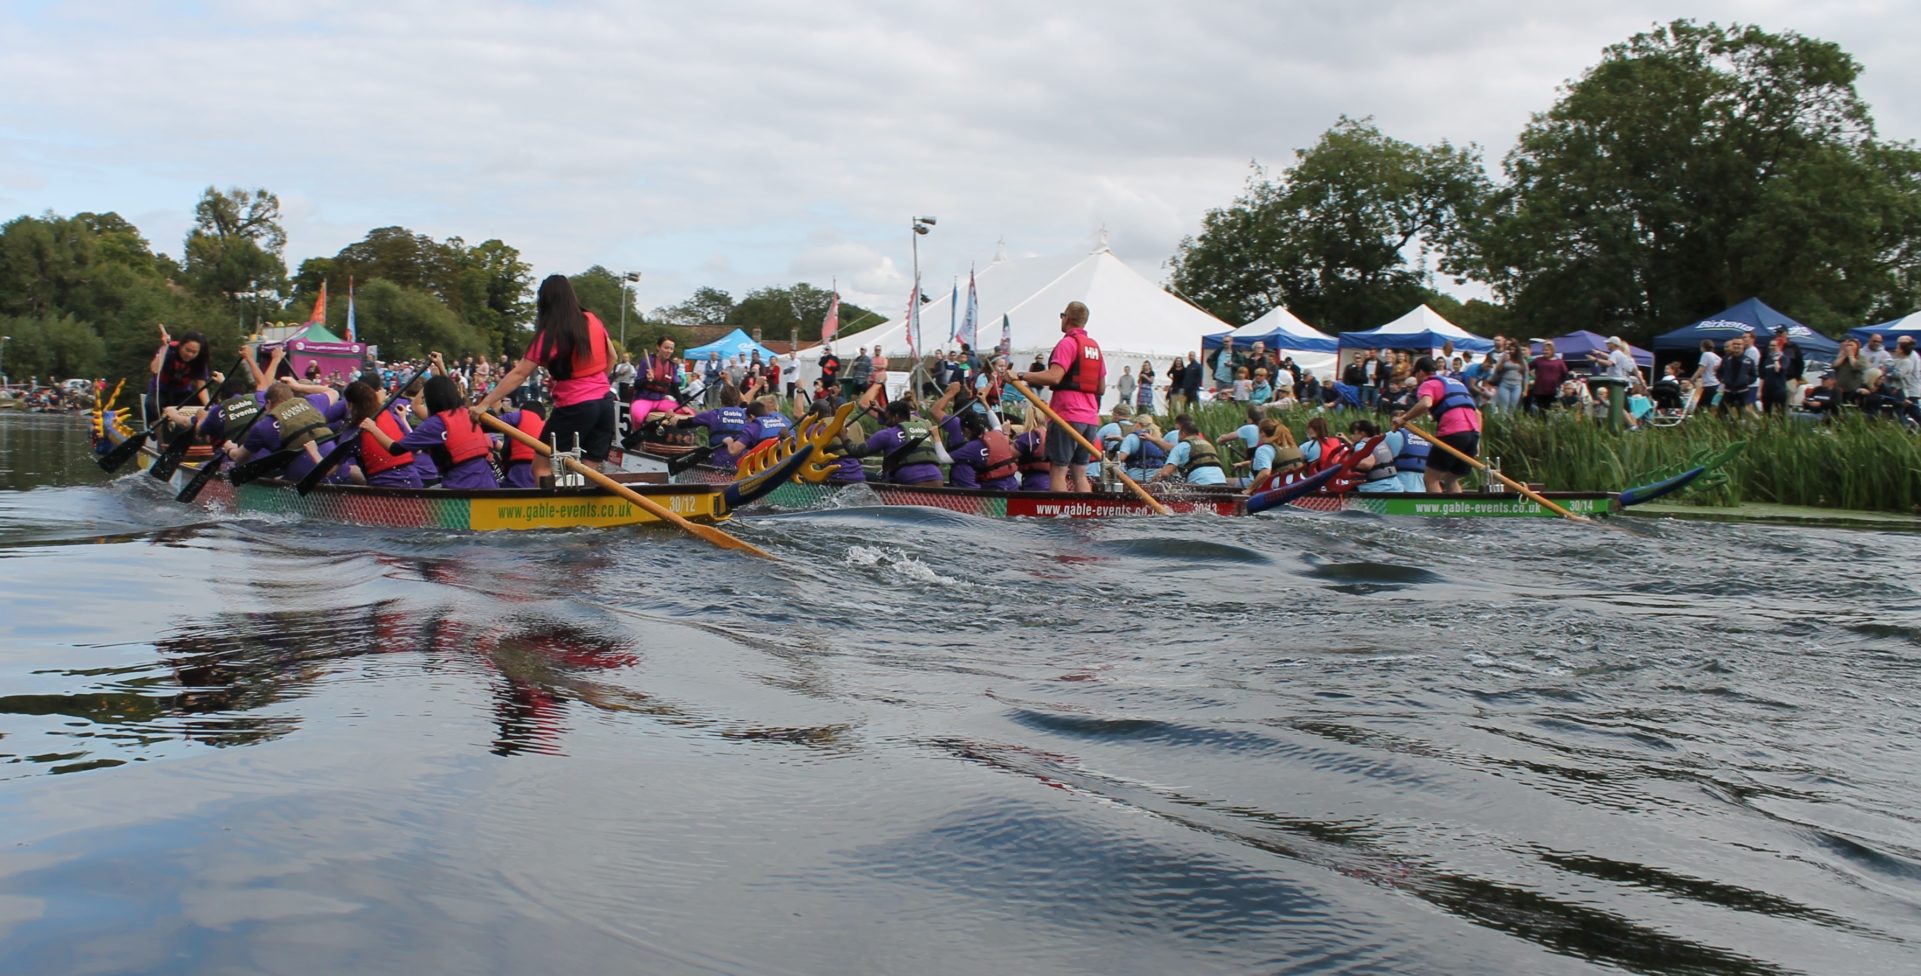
[820,289,840,343]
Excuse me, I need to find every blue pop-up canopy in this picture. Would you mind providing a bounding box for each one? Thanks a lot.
[1201,306,1338,353]
[1530,330,1652,368]
[1337,304,1495,354]
[685,328,776,362]
[1652,298,1839,358]
[1847,312,1921,347]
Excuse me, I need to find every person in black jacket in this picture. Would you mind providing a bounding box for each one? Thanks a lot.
[1758,327,1805,415]
[1181,354,1204,406]
[1717,337,1759,417]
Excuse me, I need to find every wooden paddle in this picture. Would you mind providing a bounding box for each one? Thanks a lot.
[476,411,778,560]
[1400,423,1589,523]
[1004,377,1171,516]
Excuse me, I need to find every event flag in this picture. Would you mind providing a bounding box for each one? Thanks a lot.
[905,278,922,359]
[820,286,840,343]
[999,312,1011,356]
[306,281,327,325]
[961,268,978,351]
[345,276,356,343]
[948,278,959,343]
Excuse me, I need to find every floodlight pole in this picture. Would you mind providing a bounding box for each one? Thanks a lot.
[618,271,641,349]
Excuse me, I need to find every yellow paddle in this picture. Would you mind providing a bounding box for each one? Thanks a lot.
[477,412,779,559]
[1400,422,1589,523]
[1005,377,1172,516]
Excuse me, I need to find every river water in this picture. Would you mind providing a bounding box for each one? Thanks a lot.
[1,412,1917,975]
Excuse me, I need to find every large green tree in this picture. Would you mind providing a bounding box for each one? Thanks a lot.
[306,228,532,355]
[1168,118,1489,331]
[1465,20,1921,338]
[344,279,488,360]
[181,186,287,306]
[648,286,736,327]
[732,282,876,343]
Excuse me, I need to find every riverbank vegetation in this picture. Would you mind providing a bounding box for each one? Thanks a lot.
[1178,402,1921,514]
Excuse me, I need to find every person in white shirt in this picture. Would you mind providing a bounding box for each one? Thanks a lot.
[1690,339,1722,412]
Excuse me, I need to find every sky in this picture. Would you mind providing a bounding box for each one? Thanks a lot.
[2,1,1916,323]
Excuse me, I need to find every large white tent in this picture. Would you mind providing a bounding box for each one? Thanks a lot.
[823,246,1226,404]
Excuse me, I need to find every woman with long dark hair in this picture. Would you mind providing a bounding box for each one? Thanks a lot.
[474,275,619,461]
[340,380,422,488]
[149,325,211,424]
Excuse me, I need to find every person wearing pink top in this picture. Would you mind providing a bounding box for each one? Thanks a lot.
[1006,301,1106,492]
[1395,356,1482,494]
[474,275,621,462]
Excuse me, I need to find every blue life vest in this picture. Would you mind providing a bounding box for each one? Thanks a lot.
[1127,432,1167,471]
[1393,430,1429,473]
[1431,376,1478,422]
[752,413,791,445]
[714,407,748,435]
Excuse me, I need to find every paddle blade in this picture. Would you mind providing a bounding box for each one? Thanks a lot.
[296,440,355,496]
[95,430,150,473]
[228,450,298,485]
[148,427,196,481]
[176,456,226,503]
[667,445,716,476]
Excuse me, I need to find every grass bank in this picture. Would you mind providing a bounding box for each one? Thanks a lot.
[1158,402,1921,514]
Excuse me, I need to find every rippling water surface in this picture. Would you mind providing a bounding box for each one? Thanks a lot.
[2,413,1918,975]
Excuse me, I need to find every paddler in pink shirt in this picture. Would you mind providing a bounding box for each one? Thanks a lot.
[1006,301,1106,492]
[1394,355,1483,494]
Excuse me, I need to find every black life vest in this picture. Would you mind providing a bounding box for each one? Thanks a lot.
[214,394,261,442]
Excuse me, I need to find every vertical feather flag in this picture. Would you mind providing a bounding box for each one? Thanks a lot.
[820,285,840,343]
[999,313,1011,357]
[905,278,921,359]
[346,276,357,343]
[306,281,328,325]
[948,278,959,343]
[961,268,978,352]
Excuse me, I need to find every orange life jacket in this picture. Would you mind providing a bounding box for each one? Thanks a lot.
[360,409,414,476]
[507,410,545,464]
[1306,436,1348,475]
[978,429,1018,481]
[437,408,491,465]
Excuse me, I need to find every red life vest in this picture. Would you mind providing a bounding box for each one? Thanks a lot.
[437,408,492,464]
[1016,431,1051,474]
[360,409,414,476]
[1306,436,1348,475]
[507,410,545,464]
[978,429,1018,481]
[637,354,676,398]
[1057,331,1106,395]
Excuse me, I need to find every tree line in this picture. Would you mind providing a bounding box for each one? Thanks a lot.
[1168,20,1921,345]
[0,194,876,384]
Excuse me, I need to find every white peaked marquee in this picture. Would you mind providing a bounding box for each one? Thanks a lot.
[832,245,1228,396]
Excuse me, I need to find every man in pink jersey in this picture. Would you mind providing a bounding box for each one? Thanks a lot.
[1007,301,1105,492]
[1395,356,1482,494]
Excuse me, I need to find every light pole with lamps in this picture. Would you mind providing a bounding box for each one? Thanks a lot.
[910,217,935,392]
[618,271,641,350]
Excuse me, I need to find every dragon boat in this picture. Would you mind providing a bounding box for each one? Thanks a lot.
[87,394,857,533]
[658,432,1738,521]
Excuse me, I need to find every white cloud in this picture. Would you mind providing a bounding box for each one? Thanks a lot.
[1,0,1913,317]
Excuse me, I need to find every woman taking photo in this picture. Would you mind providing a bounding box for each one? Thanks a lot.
[475,275,619,461]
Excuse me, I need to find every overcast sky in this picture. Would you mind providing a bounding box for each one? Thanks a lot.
[3,1,1915,320]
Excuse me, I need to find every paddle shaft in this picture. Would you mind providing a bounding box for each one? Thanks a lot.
[476,412,777,560]
[1005,377,1172,516]
[1401,423,1589,523]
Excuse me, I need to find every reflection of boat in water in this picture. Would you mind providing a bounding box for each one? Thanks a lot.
[87,395,828,532]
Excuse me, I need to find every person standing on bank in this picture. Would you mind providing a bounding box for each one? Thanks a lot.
[1394,356,1482,494]
[474,275,620,461]
[1005,301,1105,493]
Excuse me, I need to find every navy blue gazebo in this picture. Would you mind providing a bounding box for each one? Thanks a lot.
[1652,298,1840,359]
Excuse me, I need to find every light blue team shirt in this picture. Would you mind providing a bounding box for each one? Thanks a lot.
[1164,440,1228,486]
[1091,421,1124,479]
[1231,424,1260,451]
[1117,432,1159,480]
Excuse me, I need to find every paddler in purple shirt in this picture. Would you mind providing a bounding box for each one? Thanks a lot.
[230,381,339,482]
[842,400,943,487]
[391,376,441,486]
[359,367,499,490]
[945,410,1020,491]
[717,401,794,468]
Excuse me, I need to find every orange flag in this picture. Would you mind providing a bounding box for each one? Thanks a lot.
[306,282,328,324]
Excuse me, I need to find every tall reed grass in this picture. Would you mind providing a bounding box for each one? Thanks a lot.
[1157,401,1921,513]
